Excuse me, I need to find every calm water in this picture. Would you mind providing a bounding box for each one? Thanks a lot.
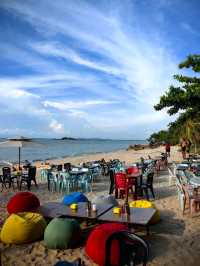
[0,138,147,163]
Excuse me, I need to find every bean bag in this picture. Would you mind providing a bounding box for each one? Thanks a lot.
[44,218,81,249]
[85,223,127,266]
[0,212,46,244]
[62,192,88,206]
[92,195,118,207]
[7,192,40,214]
[129,200,160,224]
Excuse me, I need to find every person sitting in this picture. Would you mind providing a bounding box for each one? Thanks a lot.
[180,138,187,159]
[186,139,192,155]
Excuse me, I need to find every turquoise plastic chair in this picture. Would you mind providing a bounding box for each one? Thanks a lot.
[59,172,71,194]
[40,169,49,183]
[48,171,59,192]
[78,172,92,193]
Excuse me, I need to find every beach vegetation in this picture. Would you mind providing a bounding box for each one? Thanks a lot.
[149,54,200,149]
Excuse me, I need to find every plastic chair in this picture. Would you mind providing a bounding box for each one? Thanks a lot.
[40,169,49,183]
[126,166,140,175]
[105,231,149,266]
[59,172,71,193]
[168,167,176,186]
[175,181,185,213]
[19,166,37,190]
[2,167,14,189]
[182,184,200,215]
[47,171,59,192]
[140,172,155,200]
[114,172,134,199]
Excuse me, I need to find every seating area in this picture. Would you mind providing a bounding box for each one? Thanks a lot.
[3,150,200,265]
[175,157,200,215]
[0,165,38,191]
[0,189,155,265]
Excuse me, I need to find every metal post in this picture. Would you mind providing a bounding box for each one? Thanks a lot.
[19,146,21,169]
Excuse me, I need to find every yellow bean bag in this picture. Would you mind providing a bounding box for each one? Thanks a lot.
[0,212,46,244]
[129,200,160,224]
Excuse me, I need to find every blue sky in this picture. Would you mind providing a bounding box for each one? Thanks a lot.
[0,0,199,139]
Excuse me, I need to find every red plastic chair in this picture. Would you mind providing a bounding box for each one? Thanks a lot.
[114,172,134,199]
[126,166,139,175]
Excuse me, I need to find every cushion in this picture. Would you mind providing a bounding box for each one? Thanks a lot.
[62,192,88,206]
[7,192,40,214]
[85,223,127,266]
[44,218,81,249]
[129,200,160,224]
[92,195,118,207]
[0,212,46,244]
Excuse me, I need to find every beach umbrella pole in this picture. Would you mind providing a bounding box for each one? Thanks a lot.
[19,146,21,169]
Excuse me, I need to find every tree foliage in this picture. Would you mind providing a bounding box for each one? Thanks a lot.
[150,54,200,146]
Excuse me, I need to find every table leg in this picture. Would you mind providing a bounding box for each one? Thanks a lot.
[146,225,150,236]
[134,181,138,200]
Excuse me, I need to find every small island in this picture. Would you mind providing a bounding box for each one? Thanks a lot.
[61,137,76,140]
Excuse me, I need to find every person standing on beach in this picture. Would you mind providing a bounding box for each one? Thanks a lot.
[180,138,187,159]
[186,139,192,155]
[165,142,171,157]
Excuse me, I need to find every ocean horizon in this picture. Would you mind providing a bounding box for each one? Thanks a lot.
[0,138,147,163]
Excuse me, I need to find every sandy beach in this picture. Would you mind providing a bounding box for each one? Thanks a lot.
[1,146,200,266]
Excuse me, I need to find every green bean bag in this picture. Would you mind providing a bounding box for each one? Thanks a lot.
[0,212,46,244]
[44,218,81,249]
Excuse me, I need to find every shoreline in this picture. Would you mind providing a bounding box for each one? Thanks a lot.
[35,145,182,168]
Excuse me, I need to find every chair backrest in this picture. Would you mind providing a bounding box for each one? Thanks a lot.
[2,167,11,176]
[181,184,193,202]
[126,166,139,175]
[168,167,174,177]
[114,172,127,189]
[57,164,63,171]
[105,231,149,266]
[64,163,71,171]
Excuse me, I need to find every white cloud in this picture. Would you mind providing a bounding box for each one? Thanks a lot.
[49,119,64,134]
[0,0,181,137]
[180,22,199,36]
[43,100,117,111]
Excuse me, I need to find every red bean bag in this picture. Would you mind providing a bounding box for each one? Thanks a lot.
[85,223,127,266]
[7,192,40,214]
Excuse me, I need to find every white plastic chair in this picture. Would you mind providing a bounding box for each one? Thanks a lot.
[168,167,176,186]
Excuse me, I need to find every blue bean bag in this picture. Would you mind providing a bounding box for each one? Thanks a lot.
[63,192,88,206]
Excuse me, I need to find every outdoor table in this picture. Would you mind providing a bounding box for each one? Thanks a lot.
[189,177,200,188]
[98,207,156,235]
[38,202,113,221]
[176,164,189,171]
[70,169,89,175]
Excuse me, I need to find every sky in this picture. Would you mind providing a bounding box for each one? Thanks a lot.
[0,0,199,139]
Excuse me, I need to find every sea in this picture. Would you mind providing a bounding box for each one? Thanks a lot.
[0,138,147,163]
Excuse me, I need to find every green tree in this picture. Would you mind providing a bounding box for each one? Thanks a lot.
[153,54,200,149]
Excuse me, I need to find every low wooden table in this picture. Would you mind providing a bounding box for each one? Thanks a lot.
[98,207,156,235]
[38,202,113,221]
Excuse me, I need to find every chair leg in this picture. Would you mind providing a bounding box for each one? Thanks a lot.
[115,188,118,199]
[144,188,149,200]
[150,186,155,199]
